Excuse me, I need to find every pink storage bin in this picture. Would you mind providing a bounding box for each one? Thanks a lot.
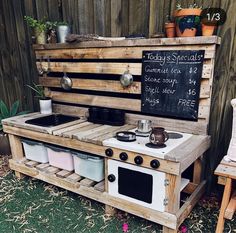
[46,145,74,171]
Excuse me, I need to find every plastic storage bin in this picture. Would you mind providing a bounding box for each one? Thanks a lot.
[72,151,104,182]
[22,139,48,163]
[46,145,74,171]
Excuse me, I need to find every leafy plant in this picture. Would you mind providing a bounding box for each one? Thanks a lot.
[46,21,58,31]
[0,100,29,131]
[176,3,202,10]
[56,21,69,26]
[27,82,46,99]
[24,16,47,32]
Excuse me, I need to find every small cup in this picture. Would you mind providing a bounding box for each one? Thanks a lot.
[149,127,169,146]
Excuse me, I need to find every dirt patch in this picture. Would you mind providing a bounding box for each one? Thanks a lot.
[0,155,11,177]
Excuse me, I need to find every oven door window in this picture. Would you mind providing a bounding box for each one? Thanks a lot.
[118,167,153,204]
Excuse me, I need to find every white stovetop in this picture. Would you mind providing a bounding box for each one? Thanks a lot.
[103,128,192,159]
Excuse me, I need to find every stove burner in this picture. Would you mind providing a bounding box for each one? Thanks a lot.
[145,143,166,149]
[168,132,183,139]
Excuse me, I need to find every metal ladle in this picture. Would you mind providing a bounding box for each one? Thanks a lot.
[120,71,133,87]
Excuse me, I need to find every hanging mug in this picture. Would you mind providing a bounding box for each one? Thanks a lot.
[149,127,169,146]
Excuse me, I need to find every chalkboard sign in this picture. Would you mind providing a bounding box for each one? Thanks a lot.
[141,50,205,120]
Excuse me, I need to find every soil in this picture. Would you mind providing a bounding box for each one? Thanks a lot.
[0,154,11,177]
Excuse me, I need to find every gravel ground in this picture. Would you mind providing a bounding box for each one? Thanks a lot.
[0,155,235,233]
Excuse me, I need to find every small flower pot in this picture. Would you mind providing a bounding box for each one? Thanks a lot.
[0,132,11,155]
[202,24,216,36]
[174,8,202,37]
[57,25,70,43]
[34,28,46,44]
[39,98,52,114]
[165,22,175,38]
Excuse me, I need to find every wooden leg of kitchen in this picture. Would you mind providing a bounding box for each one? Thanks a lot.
[162,226,178,233]
[193,156,203,184]
[216,178,232,233]
[8,134,25,179]
[105,204,117,216]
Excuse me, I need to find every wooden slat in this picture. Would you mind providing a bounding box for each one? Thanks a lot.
[33,37,221,51]
[39,62,141,75]
[218,176,227,185]
[79,178,96,187]
[224,190,236,220]
[94,180,105,192]
[47,90,209,118]
[44,166,60,174]
[66,173,82,182]
[36,163,50,171]
[215,164,236,179]
[35,45,216,59]
[39,76,210,98]
[56,170,73,178]
[25,160,40,168]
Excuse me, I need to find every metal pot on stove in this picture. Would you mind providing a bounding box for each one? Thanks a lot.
[137,119,152,133]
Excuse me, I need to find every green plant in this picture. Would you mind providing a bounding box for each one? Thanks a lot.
[0,100,29,131]
[24,16,47,32]
[46,21,57,31]
[176,3,202,10]
[27,82,46,99]
[56,21,69,26]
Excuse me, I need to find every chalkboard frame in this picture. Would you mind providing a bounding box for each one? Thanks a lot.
[141,50,205,121]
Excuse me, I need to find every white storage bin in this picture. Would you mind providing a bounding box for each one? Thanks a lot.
[46,145,74,171]
[22,139,48,163]
[72,151,104,182]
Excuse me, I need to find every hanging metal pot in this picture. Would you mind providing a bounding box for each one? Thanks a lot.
[120,71,133,87]
[60,71,72,90]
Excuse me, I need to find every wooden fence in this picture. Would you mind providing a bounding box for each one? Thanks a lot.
[0,0,235,189]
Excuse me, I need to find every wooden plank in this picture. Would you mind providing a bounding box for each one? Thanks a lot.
[33,36,221,50]
[66,173,83,182]
[44,166,60,174]
[224,190,236,220]
[182,182,198,194]
[71,124,102,139]
[53,121,91,136]
[9,159,177,229]
[176,181,206,227]
[94,180,105,192]
[165,174,181,214]
[215,164,236,180]
[8,134,25,178]
[216,178,232,233]
[73,124,114,141]
[193,157,203,184]
[56,170,73,178]
[218,176,227,186]
[39,76,210,98]
[79,178,96,187]
[61,122,93,138]
[38,62,141,75]
[35,45,216,59]
[36,163,50,171]
[219,159,236,168]
[25,160,40,168]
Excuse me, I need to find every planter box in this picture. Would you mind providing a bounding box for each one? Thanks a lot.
[72,151,104,182]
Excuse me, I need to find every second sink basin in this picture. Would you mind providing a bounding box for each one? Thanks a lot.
[25,114,80,127]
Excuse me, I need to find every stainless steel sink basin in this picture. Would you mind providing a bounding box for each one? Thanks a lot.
[25,114,80,127]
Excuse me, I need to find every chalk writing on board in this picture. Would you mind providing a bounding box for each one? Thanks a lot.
[141,50,205,120]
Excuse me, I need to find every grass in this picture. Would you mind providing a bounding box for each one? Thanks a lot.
[0,158,235,233]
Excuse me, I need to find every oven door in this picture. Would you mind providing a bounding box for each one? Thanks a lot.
[107,159,166,212]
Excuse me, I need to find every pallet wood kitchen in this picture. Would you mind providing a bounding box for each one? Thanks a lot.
[3,36,220,233]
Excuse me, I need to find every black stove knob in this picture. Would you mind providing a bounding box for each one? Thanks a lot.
[134,156,143,165]
[119,152,128,161]
[150,159,160,169]
[108,174,116,182]
[105,148,113,157]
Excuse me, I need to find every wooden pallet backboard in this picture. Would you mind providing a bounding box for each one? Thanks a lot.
[33,36,220,135]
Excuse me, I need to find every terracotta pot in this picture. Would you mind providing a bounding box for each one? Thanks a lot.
[174,8,202,37]
[0,133,11,155]
[165,22,175,38]
[202,24,215,36]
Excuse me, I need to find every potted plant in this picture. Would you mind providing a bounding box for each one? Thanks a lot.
[174,3,202,37]
[0,100,29,155]
[56,21,70,43]
[24,16,47,44]
[165,15,175,38]
[27,83,52,114]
